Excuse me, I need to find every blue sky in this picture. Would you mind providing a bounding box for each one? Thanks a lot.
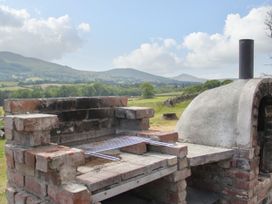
[0,0,271,78]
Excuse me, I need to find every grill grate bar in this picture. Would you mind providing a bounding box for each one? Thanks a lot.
[77,136,174,154]
[85,152,120,161]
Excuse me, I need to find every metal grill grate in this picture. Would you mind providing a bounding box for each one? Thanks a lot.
[76,136,174,160]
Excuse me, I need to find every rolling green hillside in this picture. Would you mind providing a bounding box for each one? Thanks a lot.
[0,52,191,85]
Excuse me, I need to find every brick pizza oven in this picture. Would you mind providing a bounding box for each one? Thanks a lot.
[176,39,272,203]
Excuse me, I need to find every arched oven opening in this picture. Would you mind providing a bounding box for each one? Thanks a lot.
[258,96,272,174]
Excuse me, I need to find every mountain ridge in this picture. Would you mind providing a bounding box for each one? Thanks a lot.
[0,51,201,84]
[172,73,206,83]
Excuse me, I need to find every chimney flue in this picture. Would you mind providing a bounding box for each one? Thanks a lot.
[239,39,254,79]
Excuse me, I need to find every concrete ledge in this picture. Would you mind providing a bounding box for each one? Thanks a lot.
[180,142,234,166]
[91,166,177,202]
[76,152,176,192]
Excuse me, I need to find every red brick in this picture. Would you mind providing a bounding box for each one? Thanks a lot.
[165,168,191,182]
[4,115,14,129]
[27,145,84,173]
[231,196,257,204]
[48,184,91,204]
[234,179,257,190]
[115,107,154,119]
[178,158,188,170]
[4,128,14,140]
[13,146,26,163]
[223,187,254,200]
[167,190,186,203]
[5,144,15,169]
[36,170,62,186]
[25,176,47,197]
[137,130,178,143]
[4,99,42,114]
[15,163,35,177]
[119,118,150,130]
[100,96,128,107]
[8,170,24,188]
[229,169,256,181]
[25,151,36,169]
[120,142,147,154]
[13,114,58,132]
[4,115,15,140]
[26,195,42,204]
[6,187,16,204]
[15,191,29,204]
[153,132,178,143]
[13,130,51,147]
[148,143,187,158]
[168,180,187,192]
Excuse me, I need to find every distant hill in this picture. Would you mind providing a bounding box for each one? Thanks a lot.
[0,52,96,82]
[172,73,206,83]
[0,51,195,84]
[95,68,180,84]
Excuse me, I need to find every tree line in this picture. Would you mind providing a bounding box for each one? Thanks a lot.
[0,80,232,106]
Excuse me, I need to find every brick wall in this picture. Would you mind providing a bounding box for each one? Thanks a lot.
[5,97,123,145]
[4,97,156,146]
[5,113,92,204]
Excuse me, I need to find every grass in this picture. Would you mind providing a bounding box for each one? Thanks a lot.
[0,86,27,91]
[0,106,5,204]
[0,140,6,204]
[0,96,191,203]
[155,91,184,97]
[128,96,191,130]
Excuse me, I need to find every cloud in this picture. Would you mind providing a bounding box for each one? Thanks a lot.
[78,22,91,32]
[113,6,272,76]
[113,38,183,75]
[0,5,91,60]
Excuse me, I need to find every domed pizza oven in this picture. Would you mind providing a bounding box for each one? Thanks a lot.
[176,40,272,203]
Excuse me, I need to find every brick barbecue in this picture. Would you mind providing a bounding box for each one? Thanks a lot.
[4,97,190,204]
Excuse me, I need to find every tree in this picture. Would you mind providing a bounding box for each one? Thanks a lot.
[265,10,272,38]
[221,79,233,85]
[203,80,221,89]
[140,82,155,98]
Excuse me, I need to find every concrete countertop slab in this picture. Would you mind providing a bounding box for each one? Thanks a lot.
[180,142,234,166]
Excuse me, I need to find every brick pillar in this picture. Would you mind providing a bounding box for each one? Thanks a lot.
[115,107,154,131]
[221,148,258,204]
[134,143,189,204]
[4,114,91,204]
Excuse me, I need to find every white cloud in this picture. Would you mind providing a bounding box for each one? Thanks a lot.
[0,5,91,60]
[78,22,91,32]
[113,6,272,76]
[113,38,183,75]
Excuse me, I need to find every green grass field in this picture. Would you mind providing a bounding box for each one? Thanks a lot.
[128,96,191,130]
[0,96,191,203]
[0,140,6,204]
[0,106,5,204]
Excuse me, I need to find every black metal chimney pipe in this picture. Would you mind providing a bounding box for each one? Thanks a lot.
[239,39,254,79]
